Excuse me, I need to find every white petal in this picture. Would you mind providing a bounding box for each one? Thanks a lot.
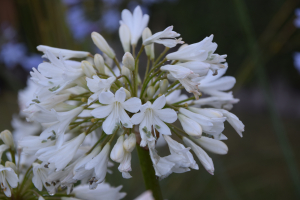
[99,91,115,104]
[153,117,171,135]
[154,108,177,123]
[91,104,113,119]
[102,113,118,135]
[151,95,166,110]
[122,97,141,113]
[115,88,126,103]
[131,113,145,125]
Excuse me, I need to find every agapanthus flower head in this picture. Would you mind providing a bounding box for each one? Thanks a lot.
[0,4,245,199]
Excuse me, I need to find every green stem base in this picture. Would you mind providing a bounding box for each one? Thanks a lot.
[136,145,163,200]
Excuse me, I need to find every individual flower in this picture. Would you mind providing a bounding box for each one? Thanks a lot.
[120,6,149,45]
[131,95,177,147]
[119,24,131,52]
[193,136,228,155]
[161,64,201,99]
[86,75,116,104]
[85,143,110,187]
[183,137,214,175]
[36,133,86,171]
[143,26,183,48]
[164,135,198,172]
[198,64,236,98]
[32,163,55,192]
[91,87,141,135]
[0,164,19,197]
[62,183,126,200]
[91,32,116,59]
[177,114,202,137]
[37,45,90,59]
[142,28,155,60]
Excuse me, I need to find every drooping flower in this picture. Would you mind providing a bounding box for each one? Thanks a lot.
[37,45,90,59]
[91,87,141,135]
[131,95,177,147]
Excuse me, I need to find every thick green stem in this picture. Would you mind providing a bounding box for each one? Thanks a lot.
[136,145,163,200]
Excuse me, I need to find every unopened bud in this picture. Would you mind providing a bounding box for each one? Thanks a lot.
[91,32,115,59]
[0,130,14,147]
[159,79,169,94]
[119,24,131,53]
[123,133,136,152]
[81,61,96,78]
[5,161,17,172]
[122,52,135,71]
[147,86,155,99]
[110,135,125,162]
[124,89,131,99]
[143,28,155,60]
[121,66,131,78]
[94,54,105,74]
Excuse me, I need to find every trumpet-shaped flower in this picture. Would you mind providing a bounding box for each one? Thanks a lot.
[143,26,183,48]
[0,164,18,197]
[91,88,141,135]
[86,75,116,104]
[131,95,177,147]
[183,137,214,175]
[120,6,149,45]
[37,45,90,59]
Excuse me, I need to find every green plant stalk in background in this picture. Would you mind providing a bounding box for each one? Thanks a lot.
[232,0,300,198]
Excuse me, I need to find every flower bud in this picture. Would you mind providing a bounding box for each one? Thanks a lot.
[91,32,115,59]
[122,52,135,71]
[147,86,155,99]
[159,79,169,94]
[124,89,131,99]
[121,66,131,79]
[81,61,96,78]
[178,114,202,137]
[119,24,131,53]
[194,136,228,155]
[0,130,14,147]
[5,161,17,172]
[94,54,105,74]
[110,135,125,163]
[142,28,155,60]
[123,133,136,152]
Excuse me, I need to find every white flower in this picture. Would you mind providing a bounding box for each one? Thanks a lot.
[142,28,155,59]
[131,95,177,147]
[118,152,132,179]
[218,109,244,137]
[160,64,201,99]
[32,163,55,192]
[86,75,116,104]
[31,51,83,93]
[110,135,125,163]
[91,88,141,135]
[81,61,97,78]
[134,191,154,200]
[193,136,228,155]
[0,130,14,148]
[164,135,198,172]
[122,52,135,71]
[119,24,131,52]
[120,6,149,45]
[148,144,175,179]
[91,32,116,59]
[19,135,55,155]
[183,137,214,175]
[165,89,188,104]
[177,114,202,137]
[0,164,18,197]
[143,26,183,48]
[123,133,136,152]
[37,45,90,59]
[198,64,236,98]
[73,146,101,173]
[166,35,217,62]
[85,143,110,186]
[36,133,86,171]
[94,54,105,74]
[18,79,38,111]
[67,183,126,200]
[193,96,239,110]
[188,107,226,136]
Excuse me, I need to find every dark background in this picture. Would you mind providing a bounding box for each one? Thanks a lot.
[0,0,300,199]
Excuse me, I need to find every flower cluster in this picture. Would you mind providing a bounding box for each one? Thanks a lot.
[0,5,244,199]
